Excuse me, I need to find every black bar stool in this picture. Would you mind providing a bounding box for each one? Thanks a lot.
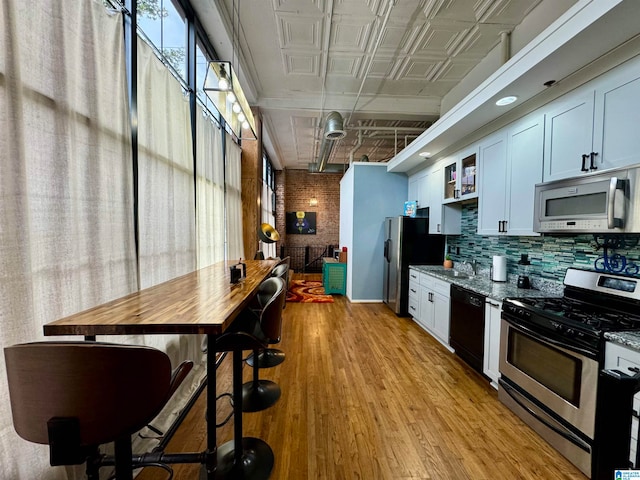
[213,331,275,480]
[246,260,289,369]
[230,276,286,412]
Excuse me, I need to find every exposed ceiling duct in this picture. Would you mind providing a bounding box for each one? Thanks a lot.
[315,111,346,172]
[308,162,346,174]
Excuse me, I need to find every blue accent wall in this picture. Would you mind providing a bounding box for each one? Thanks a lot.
[351,164,408,301]
[446,202,640,282]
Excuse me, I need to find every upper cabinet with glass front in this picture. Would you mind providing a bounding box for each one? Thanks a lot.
[443,147,478,204]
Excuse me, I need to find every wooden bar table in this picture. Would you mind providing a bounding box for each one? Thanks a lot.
[43,259,279,479]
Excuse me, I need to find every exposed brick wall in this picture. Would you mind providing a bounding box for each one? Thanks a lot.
[275,169,341,250]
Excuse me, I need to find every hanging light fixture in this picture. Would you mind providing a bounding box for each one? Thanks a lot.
[204,61,256,138]
[202,0,256,138]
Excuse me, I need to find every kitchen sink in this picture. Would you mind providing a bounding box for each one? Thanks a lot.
[441,270,469,279]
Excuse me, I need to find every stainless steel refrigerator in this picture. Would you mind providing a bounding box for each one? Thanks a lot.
[383,216,446,316]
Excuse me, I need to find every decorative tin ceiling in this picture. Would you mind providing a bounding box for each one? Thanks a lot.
[194,0,577,170]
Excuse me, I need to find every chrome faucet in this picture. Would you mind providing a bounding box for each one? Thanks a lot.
[462,259,477,275]
[469,259,478,276]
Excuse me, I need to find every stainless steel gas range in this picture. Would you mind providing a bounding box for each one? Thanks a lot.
[499,268,640,479]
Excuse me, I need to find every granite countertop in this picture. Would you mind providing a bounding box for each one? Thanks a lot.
[604,331,640,351]
[410,265,640,352]
[410,265,563,302]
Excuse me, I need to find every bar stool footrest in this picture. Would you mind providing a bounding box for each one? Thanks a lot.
[246,349,285,368]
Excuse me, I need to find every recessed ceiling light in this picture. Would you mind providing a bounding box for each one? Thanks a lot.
[496,95,518,106]
[419,151,431,158]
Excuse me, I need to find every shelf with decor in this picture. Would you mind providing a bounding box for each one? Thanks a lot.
[443,147,478,204]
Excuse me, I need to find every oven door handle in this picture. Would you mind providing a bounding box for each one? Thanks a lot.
[502,316,597,360]
[500,380,591,453]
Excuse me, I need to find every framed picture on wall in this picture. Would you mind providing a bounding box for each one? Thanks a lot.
[286,211,316,234]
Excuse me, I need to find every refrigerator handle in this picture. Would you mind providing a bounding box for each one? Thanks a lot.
[384,239,391,262]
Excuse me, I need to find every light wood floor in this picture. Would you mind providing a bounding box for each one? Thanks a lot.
[137,274,587,480]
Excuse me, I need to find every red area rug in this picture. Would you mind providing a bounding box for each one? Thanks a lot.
[286,280,334,303]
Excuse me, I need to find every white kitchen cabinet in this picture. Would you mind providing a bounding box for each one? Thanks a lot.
[477,114,543,236]
[544,55,640,181]
[504,114,544,235]
[414,273,452,349]
[408,170,428,208]
[427,163,461,235]
[592,57,640,172]
[431,288,450,345]
[543,90,595,181]
[418,284,434,331]
[483,299,502,390]
[477,132,507,235]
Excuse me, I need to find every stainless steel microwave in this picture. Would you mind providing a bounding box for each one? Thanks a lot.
[533,165,640,233]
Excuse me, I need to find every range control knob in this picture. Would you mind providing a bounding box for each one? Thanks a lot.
[565,328,576,337]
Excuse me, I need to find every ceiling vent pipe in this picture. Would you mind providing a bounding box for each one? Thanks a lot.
[316,111,346,172]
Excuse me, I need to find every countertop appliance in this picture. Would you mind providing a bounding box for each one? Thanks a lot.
[383,216,445,316]
[499,267,640,479]
[450,284,486,374]
[533,163,640,233]
[491,255,507,282]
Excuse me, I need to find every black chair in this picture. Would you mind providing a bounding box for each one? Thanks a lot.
[214,330,275,479]
[3,341,193,480]
[246,260,289,369]
[228,276,286,412]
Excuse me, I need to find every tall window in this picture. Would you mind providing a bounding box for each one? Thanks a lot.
[136,0,187,81]
[196,40,218,118]
[261,155,277,258]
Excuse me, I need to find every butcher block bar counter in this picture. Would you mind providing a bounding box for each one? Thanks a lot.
[44,259,279,337]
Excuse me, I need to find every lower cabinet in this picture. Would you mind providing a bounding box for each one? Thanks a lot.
[604,341,640,468]
[408,269,420,318]
[483,299,502,389]
[409,272,452,349]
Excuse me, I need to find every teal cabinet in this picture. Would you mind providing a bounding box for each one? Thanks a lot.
[322,258,346,295]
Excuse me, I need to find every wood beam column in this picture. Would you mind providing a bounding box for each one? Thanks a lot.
[240,107,262,260]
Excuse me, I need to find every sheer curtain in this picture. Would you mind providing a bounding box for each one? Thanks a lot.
[226,134,245,261]
[196,107,225,267]
[137,38,196,288]
[0,1,135,479]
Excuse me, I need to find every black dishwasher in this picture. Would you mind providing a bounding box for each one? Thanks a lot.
[449,285,486,374]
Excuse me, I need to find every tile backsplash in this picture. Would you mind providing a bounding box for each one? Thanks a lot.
[446,202,640,284]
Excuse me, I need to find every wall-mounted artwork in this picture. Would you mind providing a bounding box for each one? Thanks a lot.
[286,211,316,235]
